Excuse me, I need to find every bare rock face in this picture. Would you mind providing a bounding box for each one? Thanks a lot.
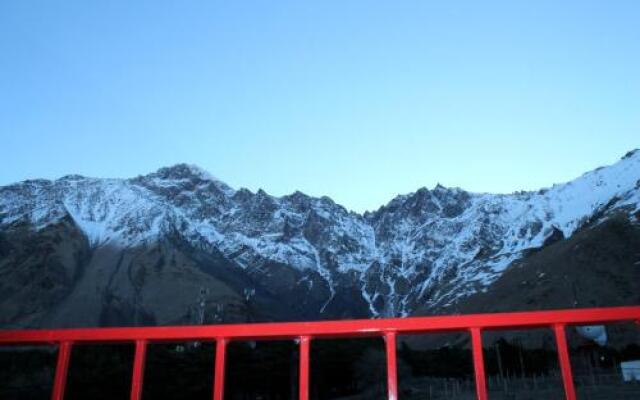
[1,151,639,329]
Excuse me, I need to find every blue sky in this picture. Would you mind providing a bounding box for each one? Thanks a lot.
[1,1,638,212]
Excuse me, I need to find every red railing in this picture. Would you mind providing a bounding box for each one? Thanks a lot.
[1,306,639,400]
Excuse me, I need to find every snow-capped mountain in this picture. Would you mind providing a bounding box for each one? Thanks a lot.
[1,150,639,328]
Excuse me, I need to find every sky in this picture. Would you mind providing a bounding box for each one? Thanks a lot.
[0,1,638,212]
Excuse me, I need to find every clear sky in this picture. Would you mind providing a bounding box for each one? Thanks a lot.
[1,1,638,212]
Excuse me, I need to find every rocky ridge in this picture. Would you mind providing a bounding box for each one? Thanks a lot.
[1,150,639,328]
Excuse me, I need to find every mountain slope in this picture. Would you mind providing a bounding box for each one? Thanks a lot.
[441,212,640,315]
[1,151,639,328]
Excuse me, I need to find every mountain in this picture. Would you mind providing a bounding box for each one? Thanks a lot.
[1,151,639,329]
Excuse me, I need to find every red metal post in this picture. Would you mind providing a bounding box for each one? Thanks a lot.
[553,324,577,400]
[51,341,72,400]
[299,336,311,400]
[385,331,398,400]
[470,327,488,400]
[130,339,147,400]
[213,338,227,400]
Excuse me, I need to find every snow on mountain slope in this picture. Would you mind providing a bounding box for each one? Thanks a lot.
[1,151,639,322]
[365,150,640,315]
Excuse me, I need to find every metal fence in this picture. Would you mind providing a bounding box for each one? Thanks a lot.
[1,306,639,400]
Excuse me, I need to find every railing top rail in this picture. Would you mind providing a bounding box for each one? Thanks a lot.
[1,306,639,345]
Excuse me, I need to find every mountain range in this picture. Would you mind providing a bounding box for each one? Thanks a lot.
[1,150,639,329]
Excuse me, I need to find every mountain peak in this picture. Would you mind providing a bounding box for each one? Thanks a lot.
[622,148,640,160]
[152,163,216,181]
[143,164,235,195]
